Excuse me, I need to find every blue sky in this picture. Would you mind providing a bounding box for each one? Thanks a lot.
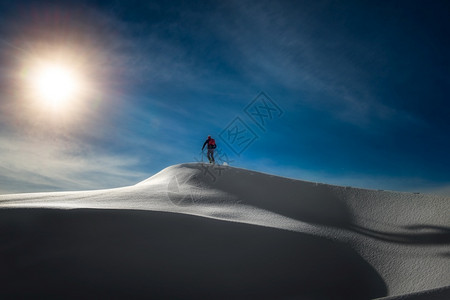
[0,0,449,195]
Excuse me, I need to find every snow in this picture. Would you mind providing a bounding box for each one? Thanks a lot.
[0,163,449,298]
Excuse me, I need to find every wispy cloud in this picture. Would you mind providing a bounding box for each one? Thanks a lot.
[0,134,147,194]
[204,0,422,129]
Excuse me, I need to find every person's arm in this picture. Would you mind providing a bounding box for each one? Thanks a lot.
[202,139,208,150]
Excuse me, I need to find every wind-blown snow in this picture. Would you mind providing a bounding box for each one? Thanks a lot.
[1,163,449,299]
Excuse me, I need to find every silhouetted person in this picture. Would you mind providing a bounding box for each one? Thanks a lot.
[202,135,217,164]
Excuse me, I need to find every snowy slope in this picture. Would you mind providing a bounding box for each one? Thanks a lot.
[0,163,449,299]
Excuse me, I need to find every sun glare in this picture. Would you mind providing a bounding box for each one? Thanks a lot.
[38,66,76,101]
[29,62,81,110]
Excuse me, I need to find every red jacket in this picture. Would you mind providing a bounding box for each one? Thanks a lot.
[202,137,217,150]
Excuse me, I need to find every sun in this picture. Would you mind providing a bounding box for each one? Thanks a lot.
[37,65,77,103]
[30,62,81,110]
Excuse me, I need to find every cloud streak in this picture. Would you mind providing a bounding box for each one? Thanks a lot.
[0,133,147,194]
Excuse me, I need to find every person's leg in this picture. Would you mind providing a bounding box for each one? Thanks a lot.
[211,149,215,163]
[207,149,212,163]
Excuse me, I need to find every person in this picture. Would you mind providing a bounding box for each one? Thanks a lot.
[202,135,217,164]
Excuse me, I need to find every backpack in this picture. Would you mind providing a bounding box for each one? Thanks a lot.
[208,138,216,149]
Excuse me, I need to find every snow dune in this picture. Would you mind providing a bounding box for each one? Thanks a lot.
[0,163,449,299]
